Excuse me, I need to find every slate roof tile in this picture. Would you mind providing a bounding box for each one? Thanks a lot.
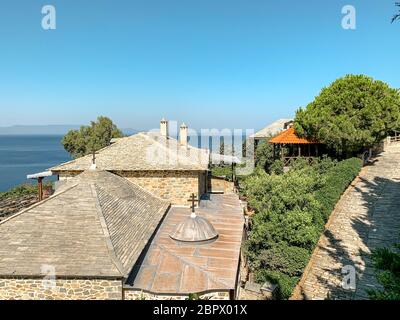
[50,132,210,172]
[0,170,170,278]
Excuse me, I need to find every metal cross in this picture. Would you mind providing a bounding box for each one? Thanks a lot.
[92,150,97,165]
[187,193,199,213]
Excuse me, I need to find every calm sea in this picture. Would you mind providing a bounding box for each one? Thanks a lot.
[0,135,71,192]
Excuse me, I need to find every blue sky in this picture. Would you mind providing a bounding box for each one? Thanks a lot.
[0,0,399,131]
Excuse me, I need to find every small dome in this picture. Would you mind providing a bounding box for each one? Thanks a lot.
[170,214,218,243]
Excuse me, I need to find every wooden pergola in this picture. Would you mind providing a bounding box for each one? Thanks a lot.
[269,127,320,166]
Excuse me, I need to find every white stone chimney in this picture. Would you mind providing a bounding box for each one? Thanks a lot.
[179,123,188,147]
[160,118,168,137]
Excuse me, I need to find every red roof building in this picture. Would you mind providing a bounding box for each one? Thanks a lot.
[267,127,321,165]
[269,127,316,145]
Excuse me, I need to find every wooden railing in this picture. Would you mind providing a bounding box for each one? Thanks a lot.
[390,136,400,143]
[282,156,316,167]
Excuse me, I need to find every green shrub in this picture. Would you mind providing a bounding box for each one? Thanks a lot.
[243,164,325,251]
[257,243,310,277]
[0,182,53,200]
[312,156,337,174]
[211,165,233,179]
[315,157,362,221]
[368,245,400,300]
[255,139,275,171]
[254,269,299,300]
[247,207,321,251]
[269,160,284,174]
[243,156,362,299]
[0,184,37,200]
[242,164,324,215]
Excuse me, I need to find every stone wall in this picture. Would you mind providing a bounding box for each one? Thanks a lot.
[57,171,81,181]
[0,277,231,300]
[0,278,122,300]
[124,289,230,300]
[211,177,235,194]
[57,170,208,206]
[115,170,205,206]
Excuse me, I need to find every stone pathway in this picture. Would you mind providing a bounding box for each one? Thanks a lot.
[292,143,400,300]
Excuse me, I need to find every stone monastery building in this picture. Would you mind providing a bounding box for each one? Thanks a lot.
[50,120,210,206]
[0,120,244,300]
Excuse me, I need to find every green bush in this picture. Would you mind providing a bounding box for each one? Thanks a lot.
[242,163,324,214]
[257,243,310,277]
[269,160,284,174]
[315,157,362,220]
[211,165,233,179]
[255,139,275,171]
[368,245,400,300]
[0,184,37,200]
[254,269,299,300]
[242,157,362,299]
[0,182,53,200]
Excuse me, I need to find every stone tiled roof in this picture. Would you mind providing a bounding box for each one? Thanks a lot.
[128,194,244,294]
[0,170,170,278]
[250,118,293,139]
[50,132,210,172]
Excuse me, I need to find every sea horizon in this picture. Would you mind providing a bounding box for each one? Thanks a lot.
[0,132,249,192]
[0,135,71,192]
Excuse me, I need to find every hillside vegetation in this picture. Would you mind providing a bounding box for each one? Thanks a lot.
[241,157,362,299]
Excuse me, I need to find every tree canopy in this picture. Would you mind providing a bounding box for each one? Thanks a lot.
[392,2,400,23]
[255,139,275,171]
[294,75,400,156]
[62,116,123,158]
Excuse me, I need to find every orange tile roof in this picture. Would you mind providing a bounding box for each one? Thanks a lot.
[269,127,317,145]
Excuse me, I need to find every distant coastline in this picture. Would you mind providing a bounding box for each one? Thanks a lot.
[0,125,139,136]
[0,125,80,135]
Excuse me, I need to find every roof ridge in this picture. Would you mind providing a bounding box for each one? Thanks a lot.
[139,132,207,167]
[94,183,170,278]
[251,118,293,138]
[51,132,209,172]
[155,243,230,290]
[49,135,132,171]
[139,132,189,163]
[90,183,126,277]
[0,183,79,227]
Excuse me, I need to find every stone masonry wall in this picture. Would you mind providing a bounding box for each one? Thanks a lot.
[0,278,122,300]
[211,177,235,194]
[57,171,81,181]
[116,170,203,206]
[124,290,230,300]
[57,170,207,206]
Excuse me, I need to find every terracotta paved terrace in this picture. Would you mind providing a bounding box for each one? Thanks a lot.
[127,194,244,294]
[293,143,400,300]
